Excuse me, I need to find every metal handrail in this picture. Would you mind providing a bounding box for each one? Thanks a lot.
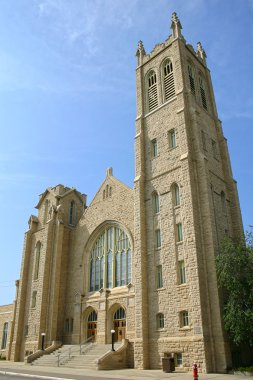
[52,337,94,367]
[79,336,94,354]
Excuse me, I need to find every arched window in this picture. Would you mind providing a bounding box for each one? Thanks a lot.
[88,310,97,322]
[188,64,195,94]
[156,313,165,329]
[34,242,41,280]
[199,75,207,110]
[114,307,125,320]
[89,226,132,291]
[172,183,180,206]
[147,70,158,112]
[163,59,175,101]
[152,192,160,214]
[69,200,75,225]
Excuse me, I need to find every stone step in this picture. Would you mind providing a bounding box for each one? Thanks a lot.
[32,342,121,369]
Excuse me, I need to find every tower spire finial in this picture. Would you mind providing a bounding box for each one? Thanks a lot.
[197,41,207,64]
[171,12,182,39]
[136,40,146,67]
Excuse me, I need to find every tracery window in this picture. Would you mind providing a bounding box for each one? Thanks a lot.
[163,59,175,101]
[147,70,158,112]
[89,226,132,291]
[88,310,97,322]
[114,307,125,320]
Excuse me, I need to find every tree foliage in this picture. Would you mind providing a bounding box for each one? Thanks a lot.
[216,232,253,346]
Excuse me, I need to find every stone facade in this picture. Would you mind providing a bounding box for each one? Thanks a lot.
[0,13,243,372]
[0,304,13,359]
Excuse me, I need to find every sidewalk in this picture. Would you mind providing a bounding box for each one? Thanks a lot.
[0,361,251,380]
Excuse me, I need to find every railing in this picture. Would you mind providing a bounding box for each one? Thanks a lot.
[26,341,62,364]
[79,336,93,354]
[54,337,94,367]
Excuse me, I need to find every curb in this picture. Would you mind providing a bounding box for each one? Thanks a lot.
[0,370,75,380]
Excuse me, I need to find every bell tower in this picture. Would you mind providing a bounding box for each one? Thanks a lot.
[134,12,243,372]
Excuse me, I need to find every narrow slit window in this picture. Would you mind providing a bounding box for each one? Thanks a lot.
[151,139,158,158]
[168,129,176,149]
[179,260,186,284]
[157,265,163,288]
[152,192,160,214]
[155,229,161,249]
[156,313,165,329]
[176,223,183,242]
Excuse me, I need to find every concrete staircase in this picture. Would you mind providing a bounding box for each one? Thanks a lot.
[32,343,120,369]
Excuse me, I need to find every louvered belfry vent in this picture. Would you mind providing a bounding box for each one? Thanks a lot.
[199,77,207,110]
[148,71,158,112]
[188,65,195,94]
[164,60,175,101]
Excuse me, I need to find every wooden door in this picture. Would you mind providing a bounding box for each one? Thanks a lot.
[114,320,126,342]
[87,322,97,341]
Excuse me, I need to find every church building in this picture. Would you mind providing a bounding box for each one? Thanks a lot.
[0,13,243,372]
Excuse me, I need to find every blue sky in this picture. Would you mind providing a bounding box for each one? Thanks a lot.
[0,0,253,305]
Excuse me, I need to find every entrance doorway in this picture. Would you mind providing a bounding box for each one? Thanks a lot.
[113,307,126,342]
[87,310,97,341]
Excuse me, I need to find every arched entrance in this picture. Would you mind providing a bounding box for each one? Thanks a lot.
[113,307,126,342]
[87,310,97,341]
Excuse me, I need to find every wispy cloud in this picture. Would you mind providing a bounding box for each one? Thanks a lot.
[36,0,136,53]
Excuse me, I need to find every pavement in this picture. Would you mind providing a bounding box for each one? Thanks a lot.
[0,361,251,380]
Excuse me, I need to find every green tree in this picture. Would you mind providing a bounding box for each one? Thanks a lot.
[216,232,253,346]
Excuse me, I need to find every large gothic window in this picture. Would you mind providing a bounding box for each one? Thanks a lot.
[89,226,132,291]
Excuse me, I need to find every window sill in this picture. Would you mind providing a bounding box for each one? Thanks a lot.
[155,287,165,292]
[176,241,183,246]
[168,146,177,152]
[177,283,188,288]
[179,326,191,331]
[174,205,180,210]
